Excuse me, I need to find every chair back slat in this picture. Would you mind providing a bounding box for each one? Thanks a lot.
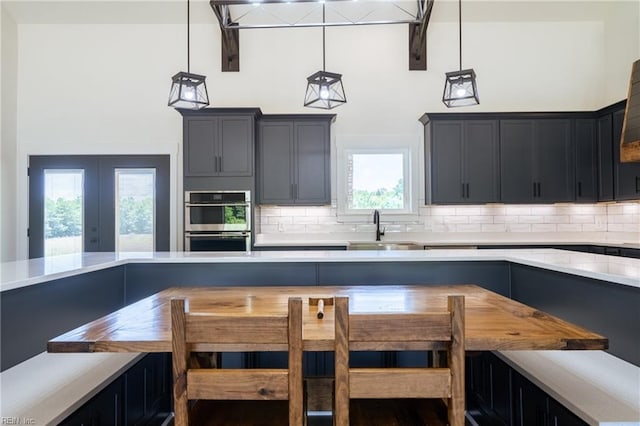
[187,369,289,400]
[349,313,452,343]
[349,368,451,399]
[185,315,288,344]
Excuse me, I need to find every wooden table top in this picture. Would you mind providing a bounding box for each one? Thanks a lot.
[47,285,607,353]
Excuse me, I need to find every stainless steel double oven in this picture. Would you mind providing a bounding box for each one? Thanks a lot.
[184,190,251,252]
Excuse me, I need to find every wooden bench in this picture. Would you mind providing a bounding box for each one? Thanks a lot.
[495,350,640,425]
[0,351,143,425]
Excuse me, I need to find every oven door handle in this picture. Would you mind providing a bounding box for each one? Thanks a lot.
[185,232,250,238]
[185,203,250,207]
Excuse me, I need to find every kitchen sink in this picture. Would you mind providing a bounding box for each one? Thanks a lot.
[347,242,424,250]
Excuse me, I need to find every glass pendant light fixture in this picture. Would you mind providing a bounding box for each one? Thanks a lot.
[442,0,479,107]
[304,4,346,110]
[168,0,209,110]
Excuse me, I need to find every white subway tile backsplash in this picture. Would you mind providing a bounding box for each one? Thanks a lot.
[557,224,582,232]
[482,224,507,232]
[582,223,607,232]
[443,216,469,224]
[468,216,494,224]
[570,215,595,224]
[518,215,544,224]
[531,224,557,232]
[493,216,519,224]
[543,215,569,224]
[293,216,318,225]
[456,224,483,232]
[507,224,532,232]
[258,203,640,236]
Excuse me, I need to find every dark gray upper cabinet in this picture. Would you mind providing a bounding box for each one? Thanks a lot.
[574,119,597,202]
[613,108,640,200]
[258,115,334,205]
[429,119,499,204]
[182,109,259,178]
[500,119,574,203]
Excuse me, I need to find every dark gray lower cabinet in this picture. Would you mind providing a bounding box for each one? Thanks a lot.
[60,353,171,426]
[467,352,587,426]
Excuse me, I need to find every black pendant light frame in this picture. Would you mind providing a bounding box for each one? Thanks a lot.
[442,0,479,108]
[304,4,346,110]
[168,0,210,110]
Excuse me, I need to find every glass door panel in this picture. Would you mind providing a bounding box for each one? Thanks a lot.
[43,170,84,256]
[115,168,156,252]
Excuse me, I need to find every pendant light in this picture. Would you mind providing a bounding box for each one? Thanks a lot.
[304,4,346,110]
[168,0,209,110]
[442,0,479,107]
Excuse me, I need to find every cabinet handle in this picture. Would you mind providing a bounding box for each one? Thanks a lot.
[218,156,222,173]
[636,176,640,193]
[533,182,537,197]
[537,182,542,198]
[294,183,298,199]
[462,183,466,198]
[578,182,582,197]
[290,184,294,199]
[466,183,470,198]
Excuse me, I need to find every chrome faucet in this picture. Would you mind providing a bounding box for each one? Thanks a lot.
[373,210,385,241]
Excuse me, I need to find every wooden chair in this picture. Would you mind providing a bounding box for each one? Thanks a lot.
[333,295,465,426]
[171,297,304,426]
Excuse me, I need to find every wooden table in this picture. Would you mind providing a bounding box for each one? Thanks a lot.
[47,285,607,353]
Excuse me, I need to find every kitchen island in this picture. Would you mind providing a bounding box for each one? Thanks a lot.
[1,249,638,425]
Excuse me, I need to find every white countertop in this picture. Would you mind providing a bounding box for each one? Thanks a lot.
[497,350,640,426]
[1,248,639,292]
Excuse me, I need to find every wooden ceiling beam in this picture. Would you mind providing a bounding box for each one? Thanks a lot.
[210,2,240,72]
[409,0,435,71]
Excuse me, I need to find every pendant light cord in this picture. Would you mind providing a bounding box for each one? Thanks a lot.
[187,0,191,73]
[458,0,462,71]
[322,3,326,71]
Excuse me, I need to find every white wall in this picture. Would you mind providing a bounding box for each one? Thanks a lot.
[4,1,640,259]
[602,1,640,105]
[1,5,18,262]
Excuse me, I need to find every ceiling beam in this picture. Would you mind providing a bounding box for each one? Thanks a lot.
[409,0,435,71]
[210,2,240,72]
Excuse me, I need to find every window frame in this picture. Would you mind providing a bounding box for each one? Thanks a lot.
[337,145,418,220]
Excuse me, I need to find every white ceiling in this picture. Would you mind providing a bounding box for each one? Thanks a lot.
[2,1,633,25]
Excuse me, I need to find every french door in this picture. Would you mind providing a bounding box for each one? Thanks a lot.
[29,155,170,258]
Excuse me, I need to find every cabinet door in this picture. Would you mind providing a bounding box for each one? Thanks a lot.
[431,121,465,204]
[548,398,587,426]
[613,110,640,200]
[465,120,500,203]
[597,115,615,201]
[501,120,535,203]
[513,372,548,426]
[575,119,597,201]
[534,119,574,202]
[258,121,294,204]
[218,116,253,177]
[294,121,330,205]
[184,118,217,176]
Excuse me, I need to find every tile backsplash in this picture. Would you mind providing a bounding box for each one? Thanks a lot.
[257,202,640,235]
